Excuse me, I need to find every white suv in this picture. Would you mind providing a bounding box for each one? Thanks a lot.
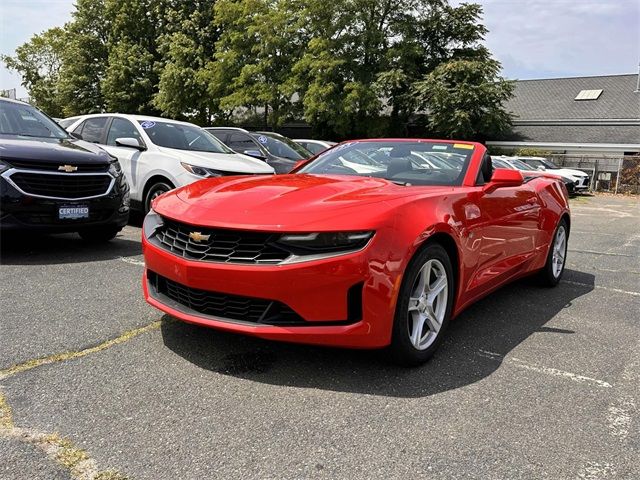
[65,114,274,212]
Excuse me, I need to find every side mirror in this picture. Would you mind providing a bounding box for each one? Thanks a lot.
[243,149,267,161]
[115,137,146,151]
[537,165,546,171]
[483,168,523,193]
[70,131,83,140]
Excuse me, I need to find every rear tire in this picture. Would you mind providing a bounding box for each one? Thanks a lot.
[538,218,568,287]
[144,181,173,214]
[389,243,455,366]
[78,226,121,243]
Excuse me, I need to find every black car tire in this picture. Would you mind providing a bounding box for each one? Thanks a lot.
[144,181,173,214]
[538,218,569,287]
[389,243,455,366]
[78,226,121,243]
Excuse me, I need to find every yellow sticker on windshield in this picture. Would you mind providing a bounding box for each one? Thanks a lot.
[453,143,474,150]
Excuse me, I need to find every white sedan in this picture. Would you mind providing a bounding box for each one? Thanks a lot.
[65,114,274,212]
[517,156,590,191]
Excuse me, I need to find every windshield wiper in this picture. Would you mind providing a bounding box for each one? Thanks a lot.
[388,179,412,186]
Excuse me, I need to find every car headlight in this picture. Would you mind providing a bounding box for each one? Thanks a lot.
[108,158,122,177]
[181,162,224,178]
[274,231,374,255]
[143,208,164,238]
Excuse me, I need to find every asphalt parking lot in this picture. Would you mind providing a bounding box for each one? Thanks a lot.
[1,194,639,480]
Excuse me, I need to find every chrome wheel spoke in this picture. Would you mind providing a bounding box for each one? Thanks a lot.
[410,313,427,348]
[406,257,449,351]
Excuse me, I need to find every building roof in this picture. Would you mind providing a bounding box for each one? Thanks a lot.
[506,74,640,121]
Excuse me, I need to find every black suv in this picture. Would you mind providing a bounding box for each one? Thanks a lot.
[0,98,129,242]
[205,128,311,173]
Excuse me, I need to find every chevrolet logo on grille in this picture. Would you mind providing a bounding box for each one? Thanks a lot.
[58,165,78,172]
[189,231,210,243]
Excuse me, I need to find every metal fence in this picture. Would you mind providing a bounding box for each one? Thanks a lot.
[548,154,640,194]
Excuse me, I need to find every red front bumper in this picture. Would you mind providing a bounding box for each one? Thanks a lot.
[142,236,397,348]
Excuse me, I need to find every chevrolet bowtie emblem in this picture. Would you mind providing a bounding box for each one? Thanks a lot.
[189,231,210,243]
[58,165,78,172]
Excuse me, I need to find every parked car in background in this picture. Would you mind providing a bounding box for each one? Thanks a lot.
[57,116,82,129]
[518,156,590,191]
[0,98,129,242]
[293,139,337,155]
[491,155,576,195]
[205,127,311,173]
[66,115,274,213]
[143,139,570,365]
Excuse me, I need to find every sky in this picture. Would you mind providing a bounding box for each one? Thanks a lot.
[1,0,639,98]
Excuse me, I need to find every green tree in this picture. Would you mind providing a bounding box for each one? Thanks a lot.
[153,1,219,125]
[414,57,514,140]
[57,0,110,116]
[209,0,306,128]
[2,27,68,116]
[102,0,165,114]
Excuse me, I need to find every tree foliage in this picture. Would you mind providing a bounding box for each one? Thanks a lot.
[2,0,514,139]
[1,27,68,116]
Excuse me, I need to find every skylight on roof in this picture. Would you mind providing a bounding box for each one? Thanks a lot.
[575,89,603,101]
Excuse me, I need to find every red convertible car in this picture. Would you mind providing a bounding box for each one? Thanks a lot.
[142,139,570,365]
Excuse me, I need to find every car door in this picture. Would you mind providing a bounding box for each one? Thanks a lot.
[102,117,146,198]
[466,155,542,292]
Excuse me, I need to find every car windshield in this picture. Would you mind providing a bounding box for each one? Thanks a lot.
[139,120,234,153]
[509,158,535,170]
[300,141,474,186]
[254,133,311,160]
[0,101,68,139]
[525,158,558,169]
[492,158,511,169]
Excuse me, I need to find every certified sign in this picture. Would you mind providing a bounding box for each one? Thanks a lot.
[59,206,89,220]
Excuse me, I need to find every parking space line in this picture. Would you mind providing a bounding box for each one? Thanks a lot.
[478,350,613,389]
[563,280,640,297]
[0,321,160,381]
[1,390,128,479]
[119,256,145,266]
[568,249,635,257]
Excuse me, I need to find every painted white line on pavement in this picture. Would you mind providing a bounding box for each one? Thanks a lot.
[563,280,640,297]
[119,256,145,266]
[478,350,613,389]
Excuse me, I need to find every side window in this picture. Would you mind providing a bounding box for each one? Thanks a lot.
[79,117,108,143]
[106,118,142,146]
[476,154,493,186]
[227,133,256,152]
[208,131,228,143]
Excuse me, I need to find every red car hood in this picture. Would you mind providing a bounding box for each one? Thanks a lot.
[154,174,450,231]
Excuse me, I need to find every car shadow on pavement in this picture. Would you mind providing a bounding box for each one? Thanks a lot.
[161,269,594,398]
[0,231,141,265]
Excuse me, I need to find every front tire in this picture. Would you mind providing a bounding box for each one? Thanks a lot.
[144,181,173,214]
[538,218,569,287]
[78,226,121,243]
[389,243,455,366]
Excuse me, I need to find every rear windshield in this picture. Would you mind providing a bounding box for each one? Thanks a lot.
[253,133,311,160]
[139,121,234,154]
[299,141,474,186]
[0,101,68,139]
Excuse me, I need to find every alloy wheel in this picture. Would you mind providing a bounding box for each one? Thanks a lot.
[407,259,448,350]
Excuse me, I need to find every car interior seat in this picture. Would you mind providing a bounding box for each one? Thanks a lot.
[386,145,414,178]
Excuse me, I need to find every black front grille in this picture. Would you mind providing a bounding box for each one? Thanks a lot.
[7,160,109,172]
[10,172,112,199]
[148,271,305,325]
[153,219,290,264]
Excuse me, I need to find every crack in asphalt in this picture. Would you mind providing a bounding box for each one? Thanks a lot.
[0,320,163,479]
[0,321,161,381]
